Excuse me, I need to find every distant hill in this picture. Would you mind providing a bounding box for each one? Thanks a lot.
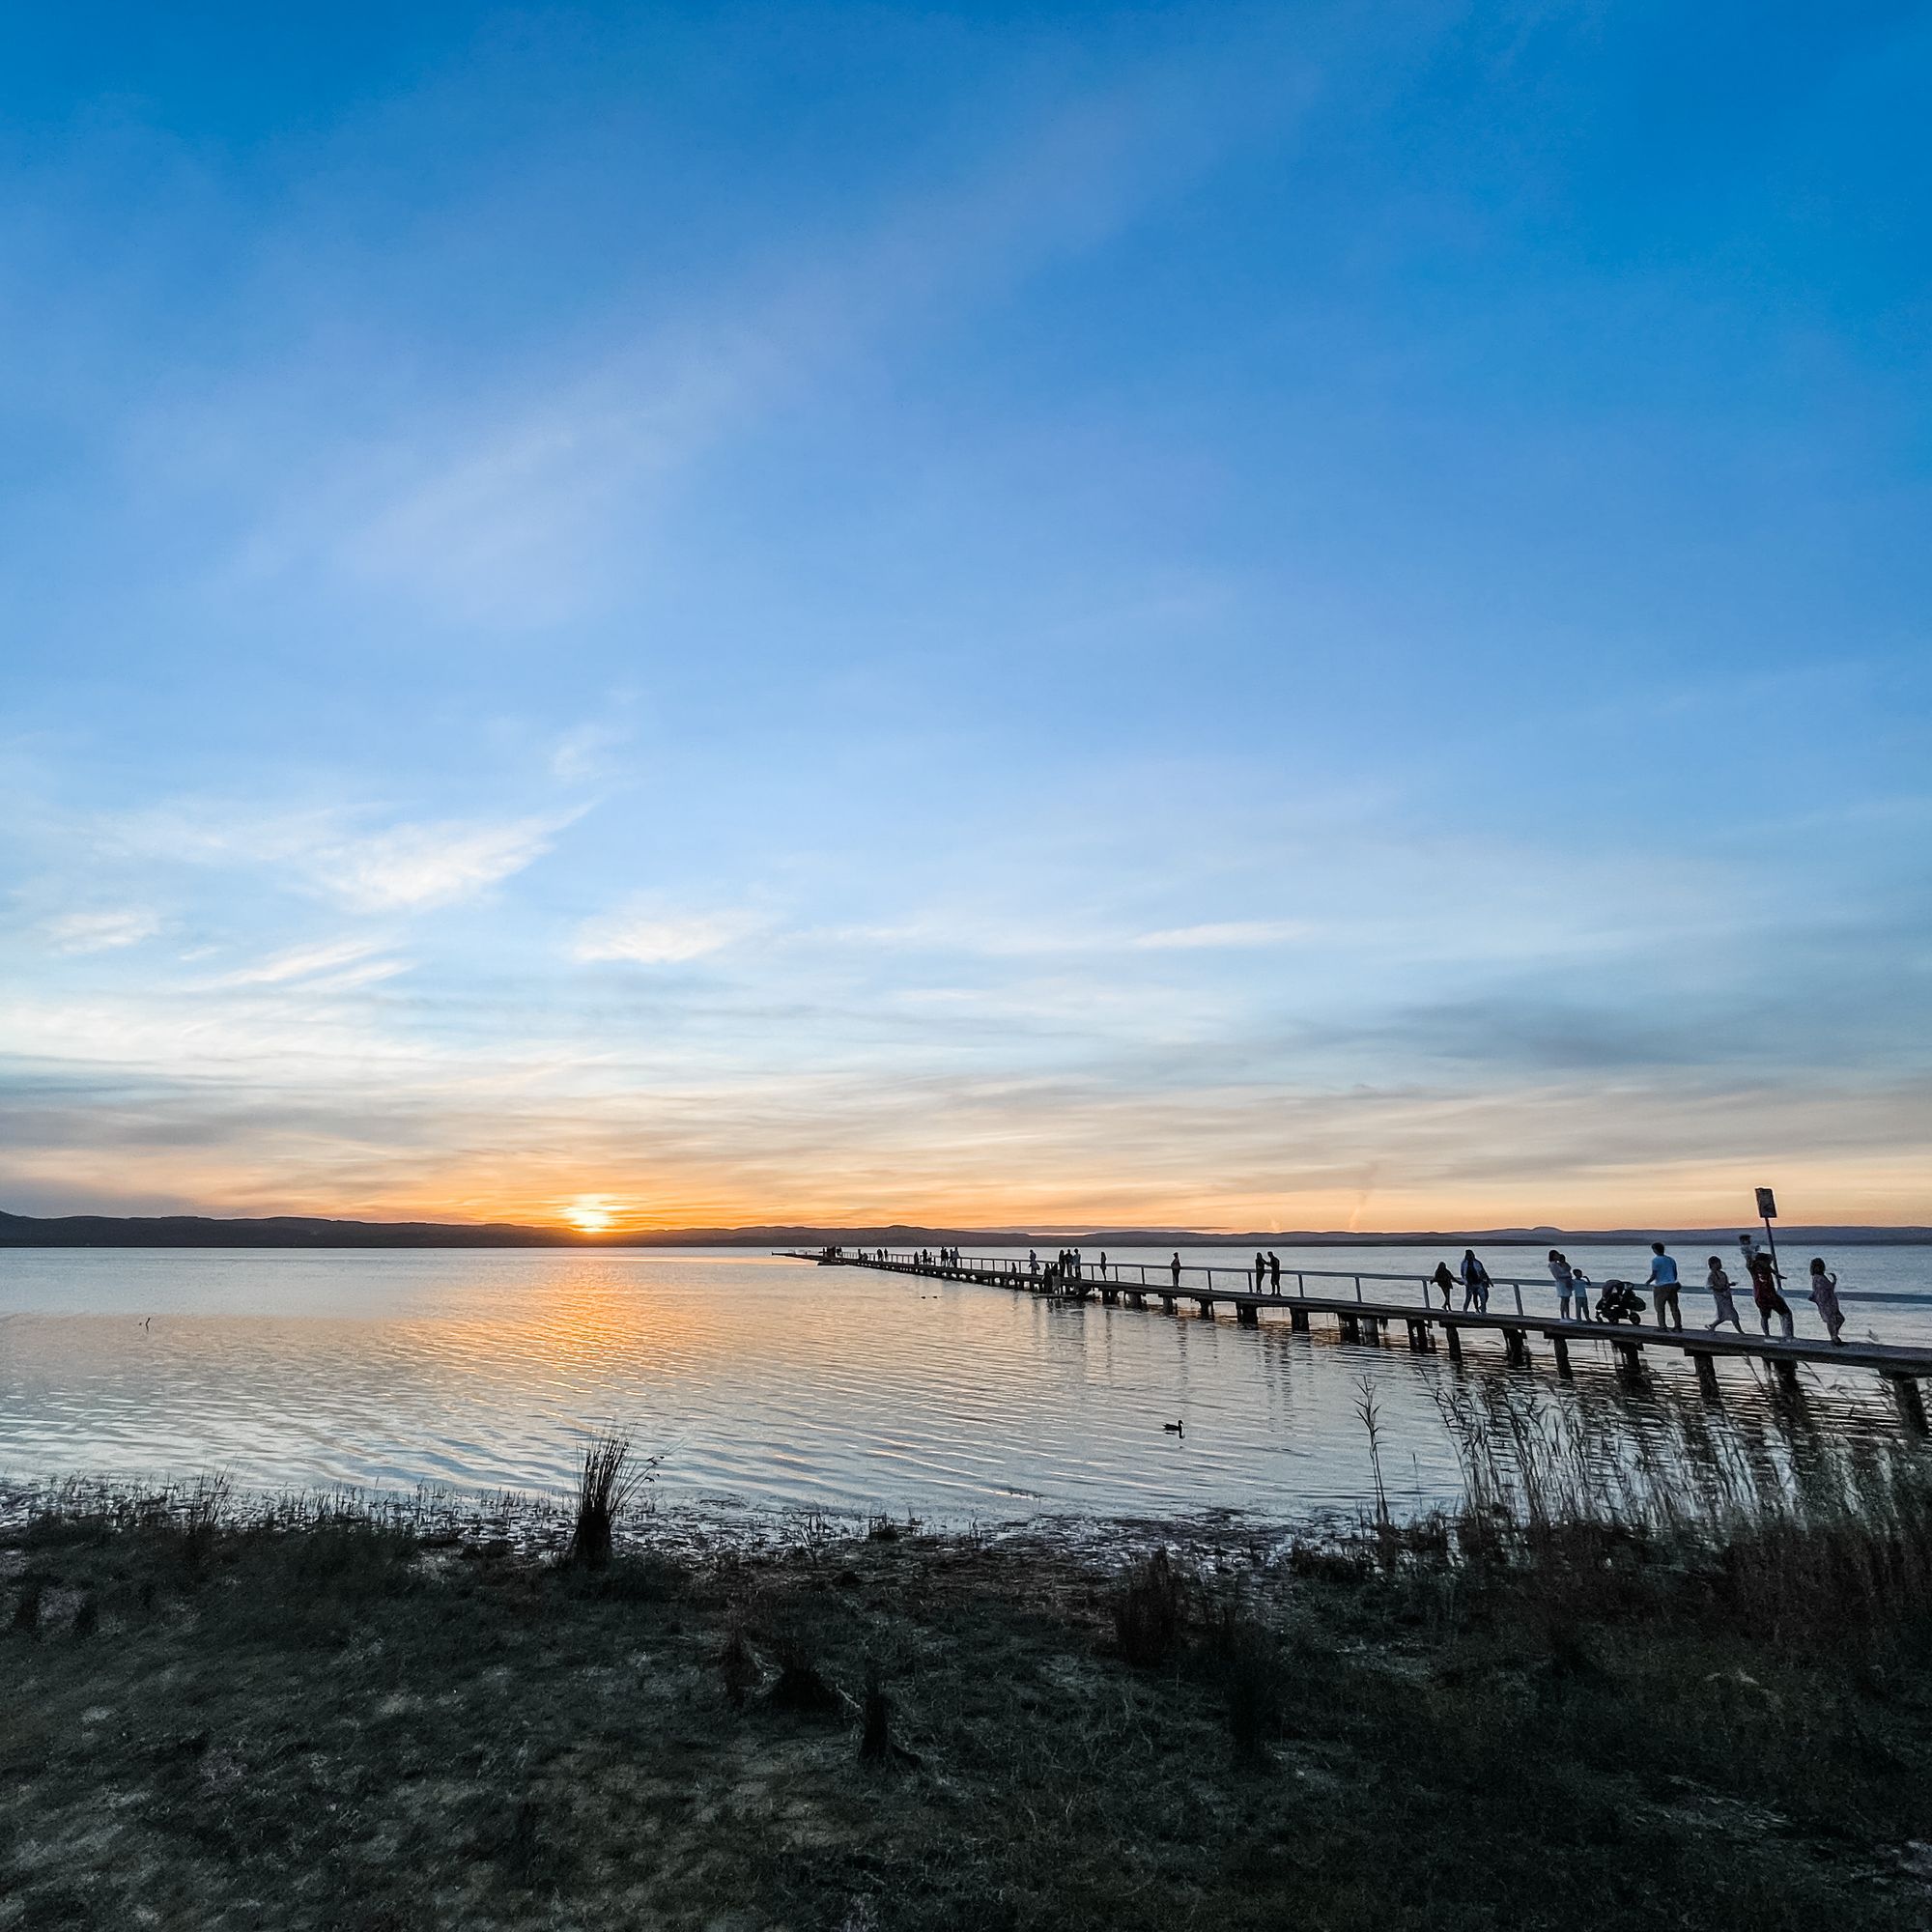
[2,1209,1926,1249]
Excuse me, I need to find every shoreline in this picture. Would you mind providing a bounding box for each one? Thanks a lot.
[7,1446,1932,1929]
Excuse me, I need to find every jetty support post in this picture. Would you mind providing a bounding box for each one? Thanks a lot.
[1237,1300,1260,1327]
[1406,1318,1431,1351]
[1691,1350,1719,1397]
[1775,1356,1801,1391]
[1615,1339,1644,1377]
[1338,1312,1360,1344]
[1551,1334,1572,1378]
[1160,1294,1178,1316]
[1444,1323,1463,1362]
[1289,1304,1309,1332]
[1504,1327,1528,1368]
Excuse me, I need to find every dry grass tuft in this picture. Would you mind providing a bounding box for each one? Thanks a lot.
[565,1432,649,1572]
[1111,1548,1184,1667]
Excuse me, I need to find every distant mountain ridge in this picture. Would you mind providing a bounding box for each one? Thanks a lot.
[2,1209,1926,1249]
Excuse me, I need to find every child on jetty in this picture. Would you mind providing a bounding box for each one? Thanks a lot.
[1808,1258,1846,1345]
[1704,1256,1743,1331]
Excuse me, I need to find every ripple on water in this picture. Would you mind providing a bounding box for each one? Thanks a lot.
[2,1245,1928,1518]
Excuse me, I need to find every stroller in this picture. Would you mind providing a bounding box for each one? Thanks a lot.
[1594,1279,1647,1325]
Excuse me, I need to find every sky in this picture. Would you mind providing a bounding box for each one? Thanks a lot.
[2,2,1929,1234]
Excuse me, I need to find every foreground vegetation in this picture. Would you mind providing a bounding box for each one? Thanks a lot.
[6,1408,1932,1930]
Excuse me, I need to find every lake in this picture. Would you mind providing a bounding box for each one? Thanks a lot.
[4,1243,1928,1527]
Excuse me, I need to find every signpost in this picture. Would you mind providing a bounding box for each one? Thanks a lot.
[1755,1186,1782,1285]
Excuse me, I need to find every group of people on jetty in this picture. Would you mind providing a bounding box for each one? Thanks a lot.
[1424,1234,1849,1343]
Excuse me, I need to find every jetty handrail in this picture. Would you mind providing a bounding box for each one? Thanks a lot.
[854,1247,1570,1286]
[785,1247,1927,1310]
[814,1245,1924,1321]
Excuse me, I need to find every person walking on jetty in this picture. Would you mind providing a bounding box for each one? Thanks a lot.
[1704,1255,1743,1331]
[1808,1258,1847,1344]
[1747,1245,1794,1339]
[1647,1243,1683,1331]
[1170,1251,1181,1288]
[1432,1261,1457,1308]
[1254,1251,1266,1293]
[1029,1249,1037,1276]
[1268,1251,1282,1293]
[1460,1249,1491,1312]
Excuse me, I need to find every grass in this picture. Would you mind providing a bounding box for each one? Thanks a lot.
[4,1419,1932,1929]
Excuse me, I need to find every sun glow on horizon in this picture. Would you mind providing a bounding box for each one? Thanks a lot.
[564,1195,621,1235]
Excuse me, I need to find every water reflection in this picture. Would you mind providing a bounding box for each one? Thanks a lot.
[1,1246,1926,1521]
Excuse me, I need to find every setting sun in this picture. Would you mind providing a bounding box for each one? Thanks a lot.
[564,1196,619,1235]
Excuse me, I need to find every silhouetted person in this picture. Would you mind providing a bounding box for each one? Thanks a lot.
[1704,1255,1742,1332]
[1170,1251,1181,1288]
[1432,1262,1457,1309]
[1548,1248,1582,1320]
[1747,1247,1794,1339]
[1460,1249,1491,1312]
[1267,1251,1282,1293]
[1253,1251,1265,1293]
[1808,1257,1847,1345]
[1647,1242,1682,1331]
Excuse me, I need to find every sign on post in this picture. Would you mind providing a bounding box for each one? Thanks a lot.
[1755,1186,1777,1220]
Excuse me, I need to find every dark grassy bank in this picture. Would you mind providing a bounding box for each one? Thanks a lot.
[6,1439,1932,1931]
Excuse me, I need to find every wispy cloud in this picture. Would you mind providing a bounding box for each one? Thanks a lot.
[572,908,760,966]
[1133,920,1311,951]
[317,813,573,912]
[208,938,389,988]
[42,909,161,954]
[92,800,581,912]
[550,720,632,784]
[201,58,1266,628]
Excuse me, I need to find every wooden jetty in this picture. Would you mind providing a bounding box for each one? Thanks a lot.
[779,1247,1932,1432]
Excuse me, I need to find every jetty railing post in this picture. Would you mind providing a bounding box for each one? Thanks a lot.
[1512,1284,1524,1318]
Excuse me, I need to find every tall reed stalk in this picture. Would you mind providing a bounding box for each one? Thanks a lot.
[566,1432,650,1571]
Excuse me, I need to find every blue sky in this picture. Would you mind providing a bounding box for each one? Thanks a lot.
[3,2,1928,1230]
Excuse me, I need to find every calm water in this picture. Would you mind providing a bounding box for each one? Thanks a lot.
[3,1244,1927,1525]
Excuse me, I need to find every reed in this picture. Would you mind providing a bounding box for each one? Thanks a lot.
[1111,1548,1184,1666]
[1418,1381,1932,1650]
[566,1431,649,1571]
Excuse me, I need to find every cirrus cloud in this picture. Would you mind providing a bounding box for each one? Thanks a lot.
[571,908,759,965]
[42,909,161,954]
